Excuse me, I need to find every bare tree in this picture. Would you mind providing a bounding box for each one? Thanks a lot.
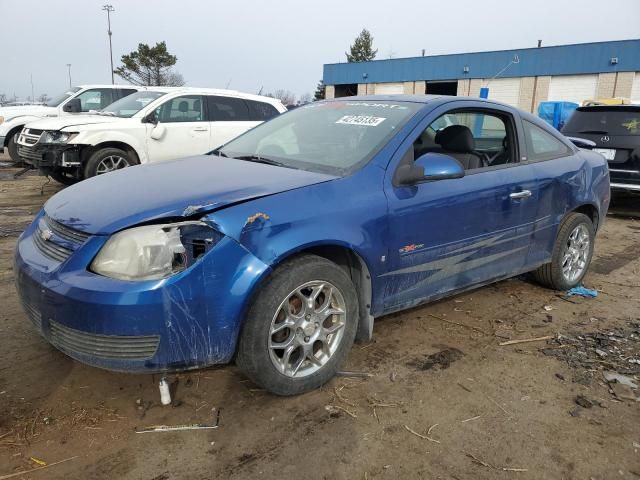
[267,89,296,105]
[299,93,312,104]
[0,93,6,104]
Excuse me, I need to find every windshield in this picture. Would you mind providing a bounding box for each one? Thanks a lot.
[102,91,167,118]
[218,100,421,175]
[563,108,640,136]
[46,87,81,107]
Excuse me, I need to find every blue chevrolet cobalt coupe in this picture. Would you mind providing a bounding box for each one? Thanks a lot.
[15,96,610,395]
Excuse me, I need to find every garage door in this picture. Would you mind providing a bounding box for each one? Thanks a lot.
[548,75,598,104]
[484,78,521,106]
[374,83,404,95]
[631,73,640,103]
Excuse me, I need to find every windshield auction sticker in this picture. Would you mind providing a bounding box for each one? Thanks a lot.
[336,115,386,127]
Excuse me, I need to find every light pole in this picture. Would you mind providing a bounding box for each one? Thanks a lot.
[66,64,72,88]
[102,4,115,84]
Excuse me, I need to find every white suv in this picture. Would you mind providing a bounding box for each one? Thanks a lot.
[0,85,141,162]
[17,87,286,184]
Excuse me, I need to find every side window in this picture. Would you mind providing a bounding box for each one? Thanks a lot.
[116,88,138,100]
[155,95,205,123]
[413,110,514,170]
[75,88,115,111]
[207,96,250,121]
[523,120,571,161]
[247,100,280,121]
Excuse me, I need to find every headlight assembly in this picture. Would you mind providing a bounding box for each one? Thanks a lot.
[91,221,222,281]
[39,131,78,144]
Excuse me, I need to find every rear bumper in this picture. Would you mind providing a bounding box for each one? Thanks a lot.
[14,216,270,373]
[609,168,640,191]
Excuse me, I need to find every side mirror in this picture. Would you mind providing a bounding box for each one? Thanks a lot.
[396,152,465,185]
[62,98,82,113]
[142,111,158,125]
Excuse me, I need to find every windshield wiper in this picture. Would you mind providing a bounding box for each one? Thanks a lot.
[234,154,287,167]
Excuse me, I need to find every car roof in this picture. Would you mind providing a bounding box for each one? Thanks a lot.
[74,85,282,105]
[326,94,515,109]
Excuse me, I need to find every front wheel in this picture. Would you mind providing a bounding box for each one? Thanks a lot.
[533,212,595,290]
[236,255,359,396]
[84,147,137,178]
[7,131,22,164]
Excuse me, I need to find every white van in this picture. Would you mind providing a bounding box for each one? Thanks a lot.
[17,88,286,184]
[0,85,141,162]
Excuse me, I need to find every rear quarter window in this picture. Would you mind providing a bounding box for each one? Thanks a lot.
[523,120,571,161]
[247,100,280,121]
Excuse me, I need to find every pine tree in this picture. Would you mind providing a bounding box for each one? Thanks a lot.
[345,29,378,63]
[313,80,326,101]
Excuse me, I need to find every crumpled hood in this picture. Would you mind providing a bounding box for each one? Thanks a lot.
[0,105,57,120]
[25,114,123,131]
[45,155,337,234]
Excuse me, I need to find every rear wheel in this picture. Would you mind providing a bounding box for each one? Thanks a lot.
[236,255,359,396]
[533,212,595,290]
[84,147,137,178]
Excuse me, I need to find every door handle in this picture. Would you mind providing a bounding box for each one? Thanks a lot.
[509,190,532,199]
[192,127,209,132]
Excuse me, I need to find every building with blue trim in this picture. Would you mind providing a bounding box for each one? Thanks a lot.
[322,39,640,110]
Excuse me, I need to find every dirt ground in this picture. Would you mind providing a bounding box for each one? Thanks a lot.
[0,154,639,480]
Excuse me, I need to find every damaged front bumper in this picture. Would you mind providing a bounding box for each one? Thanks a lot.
[17,144,81,170]
[14,213,270,373]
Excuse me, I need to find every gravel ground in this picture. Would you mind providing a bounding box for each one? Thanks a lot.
[0,154,639,479]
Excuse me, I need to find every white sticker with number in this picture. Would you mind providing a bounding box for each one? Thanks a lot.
[336,115,386,127]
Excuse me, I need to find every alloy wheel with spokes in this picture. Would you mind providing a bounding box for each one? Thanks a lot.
[95,155,130,175]
[269,281,347,378]
[236,254,358,396]
[561,224,590,283]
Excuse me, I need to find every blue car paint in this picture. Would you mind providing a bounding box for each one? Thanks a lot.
[14,95,610,373]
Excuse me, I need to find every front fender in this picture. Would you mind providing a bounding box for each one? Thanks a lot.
[72,130,148,164]
[205,166,389,313]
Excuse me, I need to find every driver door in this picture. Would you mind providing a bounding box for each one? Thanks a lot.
[145,95,210,162]
[381,103,539,311]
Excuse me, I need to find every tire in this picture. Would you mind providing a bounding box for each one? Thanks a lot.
[84,147,137,178]
[48,169,80,186]
[533,212,595,290]
[236,254,359,396]
[7,130,22,164]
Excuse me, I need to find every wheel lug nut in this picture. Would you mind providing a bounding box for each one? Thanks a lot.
[305,314,311,319]
[304,336,310,342]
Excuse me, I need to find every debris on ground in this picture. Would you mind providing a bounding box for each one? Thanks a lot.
[407,347,464,371]
[336,370,374,378]
[604,372,638,389]
[566,286,599,298]
[499,335,553,346]
[541,320,640,386]
[135,423,219,433]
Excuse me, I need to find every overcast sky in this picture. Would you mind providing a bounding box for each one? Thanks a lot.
[1,0,639,100]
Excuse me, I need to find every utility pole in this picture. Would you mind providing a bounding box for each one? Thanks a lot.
[66,64,72,88]
[102,4,115,84]
[30,73,34,102]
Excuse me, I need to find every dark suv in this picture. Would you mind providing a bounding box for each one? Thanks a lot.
[562,105,640,193]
